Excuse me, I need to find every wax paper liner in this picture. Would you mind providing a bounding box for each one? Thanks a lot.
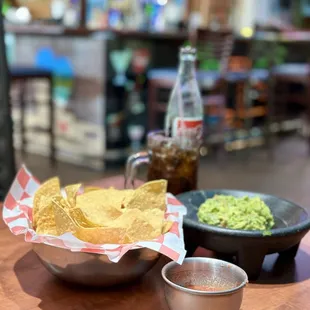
[2,165,187,264]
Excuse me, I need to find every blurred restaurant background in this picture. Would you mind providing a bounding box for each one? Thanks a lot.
[3,0,310,194]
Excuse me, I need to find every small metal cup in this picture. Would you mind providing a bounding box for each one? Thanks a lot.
[161,257,248,310]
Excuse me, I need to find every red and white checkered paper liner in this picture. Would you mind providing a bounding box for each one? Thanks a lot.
[2,165,187,264]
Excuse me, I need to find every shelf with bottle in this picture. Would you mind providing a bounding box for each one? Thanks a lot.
[6,0,190,39]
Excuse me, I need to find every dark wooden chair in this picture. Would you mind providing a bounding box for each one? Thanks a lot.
[194,28,234,76]
[194,28,234,149]
[244,25,310,153]
[0,13,16,199]
[272,63,310,151]
[242,25,291,155]
[10,67,56,166]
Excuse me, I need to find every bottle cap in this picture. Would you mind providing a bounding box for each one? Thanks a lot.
[179,46,196,60]
[180,46,196,55]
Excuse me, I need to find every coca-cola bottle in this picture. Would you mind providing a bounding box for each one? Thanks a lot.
[165,46,203,144]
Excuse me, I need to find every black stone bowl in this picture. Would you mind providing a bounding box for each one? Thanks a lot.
[177,189,310,280]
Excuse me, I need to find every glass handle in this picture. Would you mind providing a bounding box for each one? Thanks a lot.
[125,151,150,189]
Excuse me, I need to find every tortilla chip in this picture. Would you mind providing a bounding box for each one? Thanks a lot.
[74,227,131,244]
[69,207,100,228]
[162,221,173,234]
[110,209,162,242]
[65,183,82,207]
[126,217,161,242]
[83,186,102,193]
[126,180,167,211]
[77,189,128,210]
[143,208,165,230]
[109,208,144,227]
[53,203,78,235]
[52,195,71,212]
[35,203,57,235]
[76,190,124,225]
[33,177,60,227]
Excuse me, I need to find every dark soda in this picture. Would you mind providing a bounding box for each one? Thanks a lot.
[147,143,199,195]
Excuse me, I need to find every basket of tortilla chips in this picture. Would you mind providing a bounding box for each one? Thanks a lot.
[2,166,186,286]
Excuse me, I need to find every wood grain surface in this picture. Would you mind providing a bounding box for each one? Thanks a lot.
[1,176,310,310]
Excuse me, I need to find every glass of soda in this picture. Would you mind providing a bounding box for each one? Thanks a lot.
[125,130,200,195]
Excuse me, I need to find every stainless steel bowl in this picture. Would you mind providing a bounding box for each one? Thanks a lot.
[162,257,248,310]
[33,243,161,287]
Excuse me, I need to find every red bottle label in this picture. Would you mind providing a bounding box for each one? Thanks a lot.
[172,117,203,141]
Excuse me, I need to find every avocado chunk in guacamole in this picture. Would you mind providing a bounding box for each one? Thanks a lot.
[197,195,275,231]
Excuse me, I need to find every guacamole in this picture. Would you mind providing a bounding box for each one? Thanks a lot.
[197,195,275,231]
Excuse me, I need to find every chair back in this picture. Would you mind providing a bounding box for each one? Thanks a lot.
[248,25,286,70]
[195,28,234,75]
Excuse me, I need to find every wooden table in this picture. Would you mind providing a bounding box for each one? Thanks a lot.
[1,176,310,310]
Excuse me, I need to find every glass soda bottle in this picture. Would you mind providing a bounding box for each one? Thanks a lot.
[165,46,203,145]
